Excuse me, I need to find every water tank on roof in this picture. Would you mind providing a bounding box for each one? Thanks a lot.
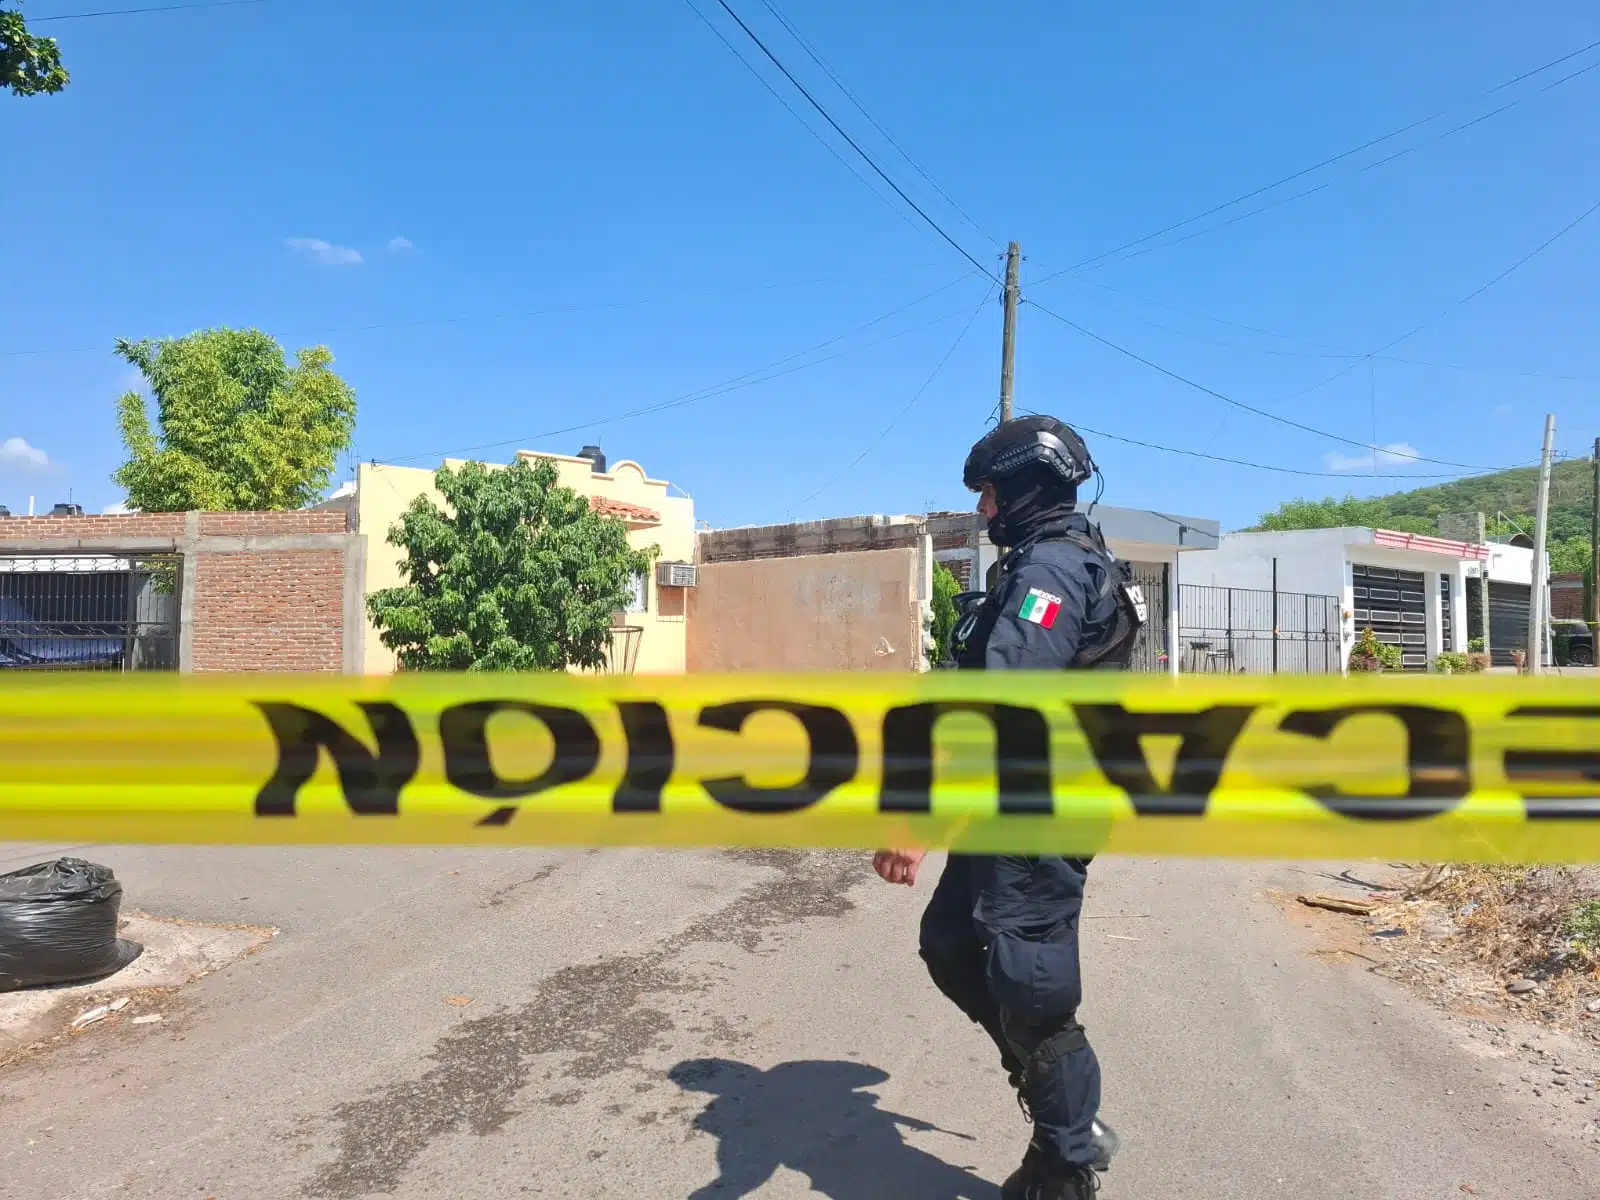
[577,445,607,473]
[1509,533,1534,549]
[50,502,84,517]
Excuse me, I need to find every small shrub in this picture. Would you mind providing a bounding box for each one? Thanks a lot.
[1348,626,1402,672]
[1563,899,1600,958]
[1468,637,1485,653]
[1434,651,1468,673]
[1466,652,1490,672]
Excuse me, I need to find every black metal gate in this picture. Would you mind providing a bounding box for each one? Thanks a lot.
[1488,580,1531,667]
[0,554,181,671]
[1351,564,1428,671]
[1177,584,1341,673]
[1126,560,1169,673]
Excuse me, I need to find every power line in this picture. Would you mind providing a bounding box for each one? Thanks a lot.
[1028,39,1600,285]
[30,0,267,20]
[384,277,984,465]
[0,260,957,358]
[1026,298,1511,472]
[750,0,998,248]
[1059,278,1600,382]
[1019,409,1466,480]
[679,0,925,239]
[792,285,995,512]
[694,0,999,282]
[1081,60,1600,277]
[1024,194,1600,471]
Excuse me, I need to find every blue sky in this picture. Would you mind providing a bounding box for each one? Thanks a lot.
[2,0,1597,531]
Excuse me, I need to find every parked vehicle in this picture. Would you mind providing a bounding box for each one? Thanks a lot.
[1551,618,1595,667]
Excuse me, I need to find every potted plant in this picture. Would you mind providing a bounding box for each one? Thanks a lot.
[1348,626,1401,673]
[1434,651,1468,674]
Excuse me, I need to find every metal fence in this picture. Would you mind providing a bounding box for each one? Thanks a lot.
[1126,560,1169,673]
[0,554,181,671]
[1177,583,1341,674]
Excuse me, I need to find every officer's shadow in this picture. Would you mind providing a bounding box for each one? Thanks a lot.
[669,1057,1001,1199]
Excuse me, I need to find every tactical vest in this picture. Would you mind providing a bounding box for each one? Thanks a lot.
[948,522,1146,670]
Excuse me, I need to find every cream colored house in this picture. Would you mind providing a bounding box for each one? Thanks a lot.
[320,446,694,674]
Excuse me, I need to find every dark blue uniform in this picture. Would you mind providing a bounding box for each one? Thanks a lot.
[920,513,1122,1174]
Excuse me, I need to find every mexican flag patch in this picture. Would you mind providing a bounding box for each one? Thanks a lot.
[1017,587,1063,629]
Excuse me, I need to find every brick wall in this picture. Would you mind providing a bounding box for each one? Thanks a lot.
[1550,573,1586,621]
[0,509,359,672]
[192,549,347,671]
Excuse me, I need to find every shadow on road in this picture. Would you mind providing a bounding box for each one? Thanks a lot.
[668,1057,1000,1199]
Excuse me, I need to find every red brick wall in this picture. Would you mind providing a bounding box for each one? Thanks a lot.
[0,513,186,540]
[0,510,354,672]
[192,550,346,672]
[1550,573,1586,621]
[0,510,347,540]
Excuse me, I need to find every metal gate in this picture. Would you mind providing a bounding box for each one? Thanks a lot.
[1177,583,1341,673]
[0,553,181,671]
[1488,580,1531,667]
[1125,560,1168,673]
[1351,564,1427,670]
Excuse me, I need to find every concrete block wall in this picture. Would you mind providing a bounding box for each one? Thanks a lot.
[0,510,365,672]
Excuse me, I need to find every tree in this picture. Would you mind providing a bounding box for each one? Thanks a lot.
[3,6,68,97]
[113,327,356,512]
[1548,537,1592,575]
[930,562,959,663]
[1250,494,1435,534]
[367,456,657,671]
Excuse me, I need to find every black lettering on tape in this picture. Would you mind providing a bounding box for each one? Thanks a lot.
[254,702,420,817]
[439,701,601,826]
[1504,706,1600,820]
[1071,704,1255,816]
[613,701,675,813]
[881,703,1051,815]
[1278,704,1470,819]
[698,700,858,813]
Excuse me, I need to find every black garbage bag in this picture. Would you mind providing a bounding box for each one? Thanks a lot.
[0,858,144,992]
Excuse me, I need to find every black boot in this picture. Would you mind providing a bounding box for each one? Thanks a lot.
[1001,1142,1101,1200]
[1006,1071,1118,1173]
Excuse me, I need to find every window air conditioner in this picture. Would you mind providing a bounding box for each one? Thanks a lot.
[656,561,697,588]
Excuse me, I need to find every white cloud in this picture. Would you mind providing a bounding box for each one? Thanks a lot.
[0,437,49,471]
[286,237,363,266]
[1324,441,1423,473]
[387,236,414,252]
[102,501,136,515]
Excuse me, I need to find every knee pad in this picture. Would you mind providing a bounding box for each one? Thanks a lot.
[1024,1014,1089,1078]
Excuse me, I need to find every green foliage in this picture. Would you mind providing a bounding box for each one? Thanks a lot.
[1249,459,1597,571]
[1468,636,1485,652]
[1348,626,1402,672]
[930,562,959,664]
[366,456,657,672]
[112,328,356,512]
[2,6,68,97]
[1250,494,1435,534]
[1434,650,1469,673]
[1562,898,1600,957]
[1549,537,1592,575]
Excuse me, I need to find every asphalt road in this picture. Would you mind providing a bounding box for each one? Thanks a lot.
[0,842,1594,1199]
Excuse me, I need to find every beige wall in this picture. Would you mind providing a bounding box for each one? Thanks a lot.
[686,548,924,672]
[352,451,694,674]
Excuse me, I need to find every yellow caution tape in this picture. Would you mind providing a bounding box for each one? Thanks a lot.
[1,672,1598,861]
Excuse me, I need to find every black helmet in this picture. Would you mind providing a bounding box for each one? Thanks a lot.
[963,415,1094,492]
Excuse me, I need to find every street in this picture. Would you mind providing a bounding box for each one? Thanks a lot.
[0,842,1596,1199]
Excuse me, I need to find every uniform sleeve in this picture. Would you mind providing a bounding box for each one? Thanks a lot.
[982,559,1090,669]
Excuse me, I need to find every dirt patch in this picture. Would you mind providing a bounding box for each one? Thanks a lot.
[1272,864,1600,1044]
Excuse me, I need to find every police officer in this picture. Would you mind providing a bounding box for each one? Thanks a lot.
[874,415,1143,1200]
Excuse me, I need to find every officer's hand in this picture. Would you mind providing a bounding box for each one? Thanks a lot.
[872,849,925,886]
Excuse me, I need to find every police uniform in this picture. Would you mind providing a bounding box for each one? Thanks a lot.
[919,417,1142,1200]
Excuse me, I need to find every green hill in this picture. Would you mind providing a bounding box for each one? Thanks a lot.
[1251,457,1596,573]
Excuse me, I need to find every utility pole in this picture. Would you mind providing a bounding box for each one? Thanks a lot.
[1590,436,1599,641]
[1527,413,1556,674]
[998,241,1020,424]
